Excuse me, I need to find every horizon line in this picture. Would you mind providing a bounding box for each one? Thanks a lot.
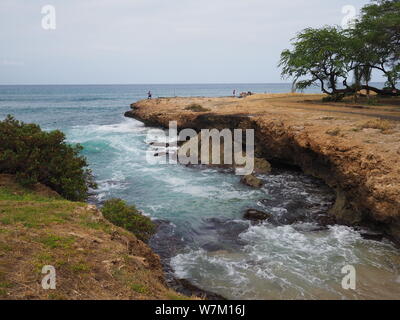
[0,81,386,86]
[0,82,294,86]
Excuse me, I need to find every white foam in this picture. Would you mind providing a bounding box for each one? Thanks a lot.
[170,223,400,299]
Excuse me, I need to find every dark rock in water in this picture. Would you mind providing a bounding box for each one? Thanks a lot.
[149,219,187,261]
[244,209,272,222]
[150,142,170,147]
[276,204,308,225]
[260,198,273,207]
[204,218,249,238]
[316,214,337,227]
[240,174,263,188]
[154,152,167,157]
[199,218,249,249]
[356,228,385,241]
[259,197,333,226]
[253,158,272,174]
[201,242,225,252]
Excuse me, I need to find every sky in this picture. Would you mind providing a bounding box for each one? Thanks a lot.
[0,0,372,85]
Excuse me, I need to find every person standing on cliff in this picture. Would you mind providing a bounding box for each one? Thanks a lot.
[148,91,152,99]
[233,89,236,97]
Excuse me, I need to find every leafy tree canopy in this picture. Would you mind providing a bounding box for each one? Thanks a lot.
[280,27,351,97]
[355,0,400,89]
[280,0,399,98]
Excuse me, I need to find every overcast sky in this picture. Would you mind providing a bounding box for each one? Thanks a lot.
[0,0,371,85]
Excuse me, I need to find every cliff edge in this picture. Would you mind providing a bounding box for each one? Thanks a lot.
[0,174,185,300]
[125,93,400,244]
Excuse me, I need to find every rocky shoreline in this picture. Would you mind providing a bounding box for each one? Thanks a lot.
[125,94,400,245]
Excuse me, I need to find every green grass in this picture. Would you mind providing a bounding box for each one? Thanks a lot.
[70,262,90,273]
[0,186,59,202]
[34,252,55,264]
[130,283,149,294]
[78,217,113,234]
[0,176,192,300]
[38,234,75,249]
[0,201,80,228]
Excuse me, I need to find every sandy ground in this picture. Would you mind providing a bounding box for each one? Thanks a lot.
[139,93,400,120]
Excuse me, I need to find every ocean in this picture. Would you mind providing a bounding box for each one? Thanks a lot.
[0,83,399,299]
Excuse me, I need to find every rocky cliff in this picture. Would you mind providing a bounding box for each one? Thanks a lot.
[125,94,400,244]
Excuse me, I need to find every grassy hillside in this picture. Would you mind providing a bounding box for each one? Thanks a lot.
[0,174,186,300]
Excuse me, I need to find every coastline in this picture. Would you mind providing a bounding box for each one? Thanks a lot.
[0,174,187,300]
[125,93,400,245]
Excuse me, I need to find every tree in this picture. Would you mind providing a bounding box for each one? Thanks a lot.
[280,0,399,98]
[0,115,96,201]
[355,0,400,91]
[279,27,352,100]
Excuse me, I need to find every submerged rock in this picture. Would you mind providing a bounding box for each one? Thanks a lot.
[244,209,272,222]
[316,214,337,227]
[200,218,249,249]
[154,152,167,157]
[201,242,225,252]
[253,158,272,174]
[150,142,170,147]
[241,174,263,188]
[356,228,385,241]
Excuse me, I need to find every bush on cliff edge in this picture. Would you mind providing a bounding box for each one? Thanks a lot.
[101,198,156,242]
[0,115,96,201]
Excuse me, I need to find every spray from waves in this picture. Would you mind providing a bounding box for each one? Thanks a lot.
[94,179,130,203]
[59,117,400,300]
[67,119,150,164]
[64,119,153,203]
[154,172,261,200]
[171,223,400,300]
[67,119,146,141]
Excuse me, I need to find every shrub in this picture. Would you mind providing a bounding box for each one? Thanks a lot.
[326,128,341,136]
[101,199,156,242]
[360,119,394,133]
[0,115,96,201]
[184,104,210,112]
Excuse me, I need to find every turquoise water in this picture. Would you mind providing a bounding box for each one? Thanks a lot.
[1,84,399,300]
